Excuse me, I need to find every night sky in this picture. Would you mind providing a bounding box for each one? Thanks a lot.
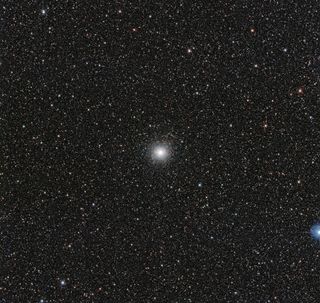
[2,1,320,302]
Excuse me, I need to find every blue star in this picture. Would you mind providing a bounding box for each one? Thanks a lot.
[310,223,320,240]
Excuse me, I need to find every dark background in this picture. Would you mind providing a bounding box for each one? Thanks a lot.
[2,0,320,302]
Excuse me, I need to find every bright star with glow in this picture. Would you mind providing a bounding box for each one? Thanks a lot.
[150,143,171,162]
[310,223,320,240]
[154,146,167,159]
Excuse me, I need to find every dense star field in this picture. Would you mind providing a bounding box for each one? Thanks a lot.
[2,0,320,302]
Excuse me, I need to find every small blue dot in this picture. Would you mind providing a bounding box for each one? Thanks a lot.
[310,223,320,240]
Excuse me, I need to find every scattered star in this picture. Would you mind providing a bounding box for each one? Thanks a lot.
[297,87,304,95]
[40,8,47,15]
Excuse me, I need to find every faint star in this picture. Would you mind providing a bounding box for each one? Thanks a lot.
[263,121,268,129]
[297,87,304,95]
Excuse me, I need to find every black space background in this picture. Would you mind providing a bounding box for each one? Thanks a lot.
[2,0,320,302]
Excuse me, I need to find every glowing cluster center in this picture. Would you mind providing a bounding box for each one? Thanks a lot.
[152,145,169,161]
[155,147,166,157]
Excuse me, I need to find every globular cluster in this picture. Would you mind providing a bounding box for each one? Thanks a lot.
[150,143,172,163]
[2,0,320,302]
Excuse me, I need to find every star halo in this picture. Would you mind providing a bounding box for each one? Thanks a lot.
[310,223,320,241]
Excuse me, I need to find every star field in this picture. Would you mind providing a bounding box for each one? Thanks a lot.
[2,1,320,302]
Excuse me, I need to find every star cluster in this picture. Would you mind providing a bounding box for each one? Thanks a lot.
[2,1,320,302]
